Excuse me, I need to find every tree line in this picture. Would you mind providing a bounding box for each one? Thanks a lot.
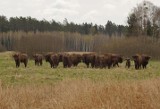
[0,1,159,37]
[0,16,126,37]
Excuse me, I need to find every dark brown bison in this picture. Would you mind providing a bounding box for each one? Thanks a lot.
[95,55,108,68]
[132,54,151,69]
[45,53,60,68]
[62,54,72,68]
[82,53,96,68]
[50,54,60,68]
[94,55,101,68]
[132,54,141,69]
[141,54,151,69]
[57,52,64,62]
[101,53,123,69]
[111,54,123,67]
[12,53,28,68]
[33,54,43,66]
[125,58,131,68]
[45,53,53,64]
[103,53,115,69]
[70,54,82,67]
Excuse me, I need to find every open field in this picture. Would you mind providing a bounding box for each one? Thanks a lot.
[0,51,159,86]
[0,51,160,109]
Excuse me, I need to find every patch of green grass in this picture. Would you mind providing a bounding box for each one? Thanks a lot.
[0,52,160,86]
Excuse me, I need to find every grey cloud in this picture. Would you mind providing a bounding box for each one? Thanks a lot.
[0,0,159,25]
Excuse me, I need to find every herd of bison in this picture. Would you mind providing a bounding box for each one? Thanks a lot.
[12,52,151,70]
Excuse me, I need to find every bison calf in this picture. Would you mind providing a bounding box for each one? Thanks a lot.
[125,58,131,68]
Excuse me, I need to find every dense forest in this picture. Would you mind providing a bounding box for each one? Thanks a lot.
[0,1,160,58]
[0,16,127,37]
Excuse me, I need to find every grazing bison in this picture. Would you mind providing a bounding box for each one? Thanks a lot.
[13,53,28,68]
[125,58,131,68]
[82,53,96,68]
[132,54,151,69]
[33,54,43,66]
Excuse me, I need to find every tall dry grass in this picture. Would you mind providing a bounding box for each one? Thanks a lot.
[0,79,160,109]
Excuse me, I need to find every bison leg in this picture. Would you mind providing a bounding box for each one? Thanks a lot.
[116,63,119,67]
[108,64,111,69]
[16,61,20,68]
[24,62,27,68]
[35,61,37,66]
[16,63,19,68]
[86,63,89,68]
[91,62,95,68]
[40,61,43,66]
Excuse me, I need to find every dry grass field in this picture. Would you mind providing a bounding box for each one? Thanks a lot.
[0,52,160,109]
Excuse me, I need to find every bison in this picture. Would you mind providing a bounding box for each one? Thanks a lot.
[13,53,28,68]
[95,55,109,68]
[50,54,60,68]
[82,53,96,68]
[33,54,43,66]
[70,54,82,67]
[62,53,72,68]
[100,53,123,69]
[45,53,60,68]
[141,54,151,69]
[111,54,123,67]
[132,54,151,69]
[125,58,131,68]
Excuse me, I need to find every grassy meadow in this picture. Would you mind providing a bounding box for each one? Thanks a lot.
[0,51,160,109]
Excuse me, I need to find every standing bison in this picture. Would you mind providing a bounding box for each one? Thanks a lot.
[13,53,28,68]
[45,53,60,68]
[62,53,72,68]
[96,53,123,69]
[33,54,43,66]
[125,58,131,68]
[82,53,96,68]
[132,54,151,69]
[111,54,123,67]
[70,54,82,67]
[95,55,108,68]
[141,54,151,69]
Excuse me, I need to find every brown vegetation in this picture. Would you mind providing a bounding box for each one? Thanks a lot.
[0,79,160,109]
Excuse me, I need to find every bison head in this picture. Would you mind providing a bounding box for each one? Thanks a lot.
[12,53,20,61]
[45,54,51,62]
[132,55,139,62]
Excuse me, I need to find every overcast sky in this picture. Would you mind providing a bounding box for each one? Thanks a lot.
[0,0,159,25]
